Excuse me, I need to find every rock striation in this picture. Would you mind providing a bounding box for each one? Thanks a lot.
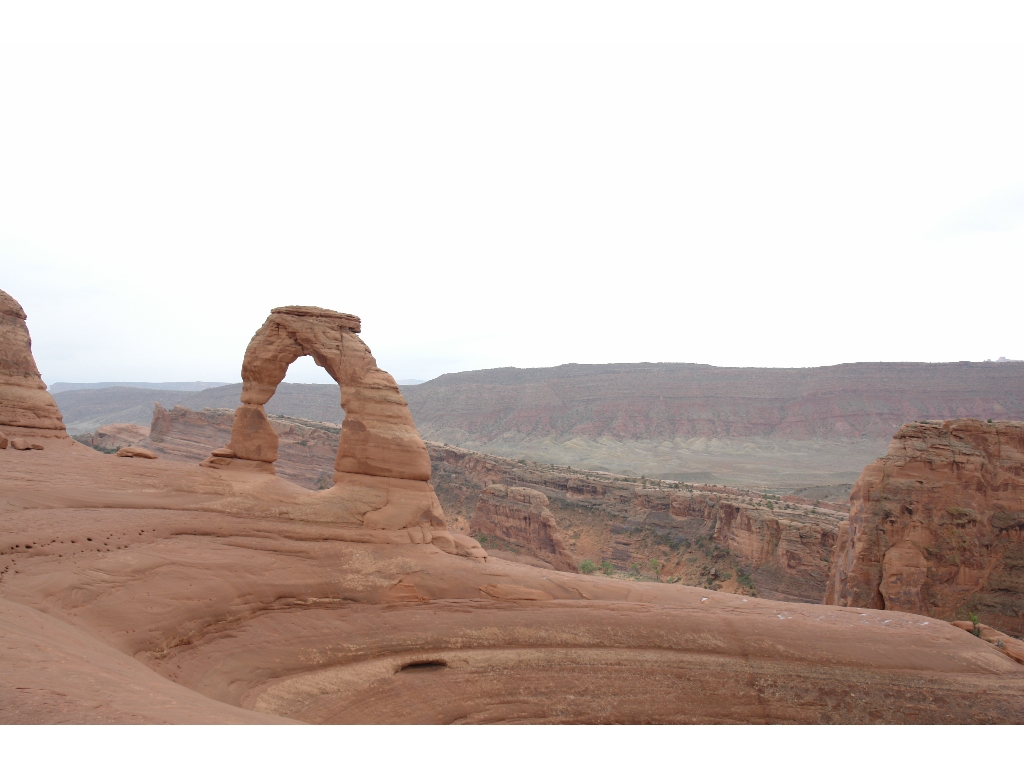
[471,485,578,572]
[198,306,482,557]
[0,289,66,438]
[825,419,1024,636]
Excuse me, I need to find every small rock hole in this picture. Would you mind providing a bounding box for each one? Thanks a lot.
[398,660,448,674]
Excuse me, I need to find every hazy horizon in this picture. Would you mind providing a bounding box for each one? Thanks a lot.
[3,4,1022,384]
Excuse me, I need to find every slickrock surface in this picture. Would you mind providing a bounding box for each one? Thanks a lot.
[0,290,66,439]
[471,485,578,572]
[826,419,1024,636]
[3,441,1024,723]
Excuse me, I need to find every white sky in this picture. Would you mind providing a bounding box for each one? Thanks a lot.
[2,2,1023,385]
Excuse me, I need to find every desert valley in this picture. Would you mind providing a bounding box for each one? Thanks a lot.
[3,287,1024,724]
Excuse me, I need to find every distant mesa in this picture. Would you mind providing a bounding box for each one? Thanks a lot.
[48,381,232,394]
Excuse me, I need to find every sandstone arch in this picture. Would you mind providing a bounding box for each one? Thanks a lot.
[223,305,429,481]
[200,306,477,549]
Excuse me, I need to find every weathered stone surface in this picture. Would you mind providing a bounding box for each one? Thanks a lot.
[825,419,1024,636]
[471,485,578,572]
[200,306,448,542]
[0,430,7,449]
[116,445,158,459]
[73,423,149,452]
[0,289,66,434]
[10,438,44,450]
[433,442,844,600]
[5,407,1024,723]
[229,404,278,462]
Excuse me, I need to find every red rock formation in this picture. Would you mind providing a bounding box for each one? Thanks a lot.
[198,305,482,558]
[140,404,338,489]
[4,440,1024,723]
[669,492,841,602]
[825,419,1024,636]
[73,423,150,452]
[471,485,578,572]
[0,289,66,439]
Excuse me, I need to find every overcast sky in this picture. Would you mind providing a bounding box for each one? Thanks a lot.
[2,3,1023,386]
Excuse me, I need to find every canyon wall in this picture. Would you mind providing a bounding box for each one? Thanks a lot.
[470,485,578,572]
[53,360,1024,486]
[431,443,845,602]
[825,419,1024,636]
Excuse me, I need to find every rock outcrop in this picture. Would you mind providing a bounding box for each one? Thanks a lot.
[198,306,482,557]
[432,443,846,600]
[73,423,150,453]
[825,419,1024,636]
[141,404,338,489]
[0,289,66,438]
[471,485,578,572]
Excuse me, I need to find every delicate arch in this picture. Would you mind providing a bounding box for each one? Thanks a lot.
[226,305,431,482]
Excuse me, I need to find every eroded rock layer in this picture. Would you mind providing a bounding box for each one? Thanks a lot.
[826,419,1024,636]
[471,485,577,572]
[2,441,1024,723]
[0,289,66,436]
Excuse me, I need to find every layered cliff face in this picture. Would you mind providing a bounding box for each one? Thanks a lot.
[431,443,845,601]
[0,289,66,437]
[399,361,1024,486]
[825,419,1024,636]
[140,404,340,490]
[471,485,578,572]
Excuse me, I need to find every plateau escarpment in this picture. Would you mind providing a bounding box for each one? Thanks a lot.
[826,419,1024,636]
[403,362,1024,485]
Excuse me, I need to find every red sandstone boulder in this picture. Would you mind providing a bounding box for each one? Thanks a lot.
[116,446,158,459]
[10,438,43,450]
[0,430,7,449]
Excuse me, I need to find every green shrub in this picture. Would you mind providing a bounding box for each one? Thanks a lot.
[601,559,615,576]
[579,560,597,574]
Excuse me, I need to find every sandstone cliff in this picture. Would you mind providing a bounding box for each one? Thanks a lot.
[0,289,66,438]
[431,443,845,601]
[825,419,1024,636]
[471,485,578,572]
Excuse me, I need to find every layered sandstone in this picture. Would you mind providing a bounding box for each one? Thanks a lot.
[0,289,66,438]
[195,306,481,557]
[471,485,578,572]
[432,443,845,601]
[826,419,1024,636]
[73,423,150,452]
[143,404,339,489]
[3,440,1024,724]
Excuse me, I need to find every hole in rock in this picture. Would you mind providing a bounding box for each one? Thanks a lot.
[397,660,448,674]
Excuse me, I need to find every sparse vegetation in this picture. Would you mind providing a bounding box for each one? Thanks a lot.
[579,559,597,574]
